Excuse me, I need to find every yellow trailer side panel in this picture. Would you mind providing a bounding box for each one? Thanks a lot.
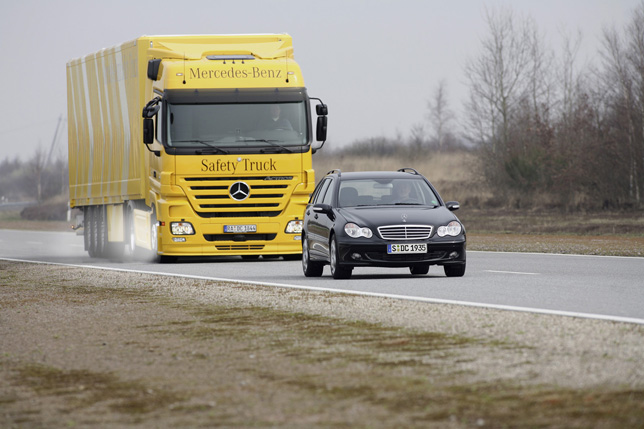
[67,40,147,207]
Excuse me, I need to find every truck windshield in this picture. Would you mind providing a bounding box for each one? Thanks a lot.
[166,102,308,150]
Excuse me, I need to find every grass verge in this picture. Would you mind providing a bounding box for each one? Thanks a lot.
[1,261,643,427]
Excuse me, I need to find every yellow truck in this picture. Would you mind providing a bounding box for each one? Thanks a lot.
[67,34,328,261]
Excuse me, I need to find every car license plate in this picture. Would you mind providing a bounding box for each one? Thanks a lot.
[387,243,427,254]
[224,224,257,233]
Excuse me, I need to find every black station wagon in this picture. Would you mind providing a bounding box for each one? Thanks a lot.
[302,168,466,279]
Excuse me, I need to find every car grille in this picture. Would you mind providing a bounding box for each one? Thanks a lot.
[179,175,294,218]
[377,225,433,240]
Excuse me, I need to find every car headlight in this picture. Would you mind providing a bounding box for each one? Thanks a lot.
[437,221,462,237]
[344,223,373,238]
[285,220,303,234]
[170,221,195,235]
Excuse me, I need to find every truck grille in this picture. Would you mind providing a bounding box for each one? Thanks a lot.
[377,225,433,240]
[180,175,294,218]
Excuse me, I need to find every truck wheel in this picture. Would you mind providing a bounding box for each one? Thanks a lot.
[149,210,161,263]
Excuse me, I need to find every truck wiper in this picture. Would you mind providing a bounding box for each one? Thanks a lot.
[175,139,229,154]
[246,139,292,153]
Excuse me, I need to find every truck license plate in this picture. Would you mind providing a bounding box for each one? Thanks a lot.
[387,243,427,254]
[224,224,257,233]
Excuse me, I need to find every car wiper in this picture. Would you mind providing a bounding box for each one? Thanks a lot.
[245,139,293,153]
[174,139,229,154]
[394,202,424,205]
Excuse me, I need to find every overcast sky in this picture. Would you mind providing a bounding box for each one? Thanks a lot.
[0,0,638,161]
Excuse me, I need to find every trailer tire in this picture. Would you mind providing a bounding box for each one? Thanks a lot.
[87,206,97,258]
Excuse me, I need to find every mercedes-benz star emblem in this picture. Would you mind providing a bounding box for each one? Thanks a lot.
[229,182,250,201]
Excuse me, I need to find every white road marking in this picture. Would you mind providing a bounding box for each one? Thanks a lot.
[485,270,540,275]
[2,256,644,326]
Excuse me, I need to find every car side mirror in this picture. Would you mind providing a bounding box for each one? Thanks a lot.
[313,203,333,215]
[446,201,460,211]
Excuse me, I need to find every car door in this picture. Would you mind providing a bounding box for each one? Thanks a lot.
[305,177,335,260]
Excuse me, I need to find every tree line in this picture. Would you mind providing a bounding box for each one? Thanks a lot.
[0,149,67,204]
[341,3,644,211]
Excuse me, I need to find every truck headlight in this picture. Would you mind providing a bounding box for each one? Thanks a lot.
[285,220,303,233]
[170,221,195,235]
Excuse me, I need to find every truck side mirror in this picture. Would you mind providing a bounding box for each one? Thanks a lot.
[147,59,162,81]
[316,104,328,116]
[143,118,154,144]
[316,116,327,142]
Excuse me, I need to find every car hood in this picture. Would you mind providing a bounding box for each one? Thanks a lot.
[338,206,460,227]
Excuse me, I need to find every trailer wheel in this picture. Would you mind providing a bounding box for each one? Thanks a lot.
[87,206,97,258]
[96,205,107,257]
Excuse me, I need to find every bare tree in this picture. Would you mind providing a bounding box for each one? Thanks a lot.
[599,8,644,205]
[28,147,46,202]
[463,6,535,152]
[409,122,427,150]
[426,79,454,150]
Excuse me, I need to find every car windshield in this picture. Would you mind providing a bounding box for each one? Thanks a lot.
[338,178,440,208]
[166,102,308,149]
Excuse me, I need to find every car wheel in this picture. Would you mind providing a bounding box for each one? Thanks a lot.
[302,236,324,277]
[330,236,352,279]
[444,263,466,277]
[410,264,430,275]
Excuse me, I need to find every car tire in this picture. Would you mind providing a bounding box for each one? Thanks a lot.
[302,236,324,277]
[444,263,466,277]
[330,236,352,279]
[410,264,430,275]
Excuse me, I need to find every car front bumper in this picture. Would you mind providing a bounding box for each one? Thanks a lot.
[335,238,466,268]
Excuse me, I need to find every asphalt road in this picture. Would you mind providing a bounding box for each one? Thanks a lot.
[2,228,643,323]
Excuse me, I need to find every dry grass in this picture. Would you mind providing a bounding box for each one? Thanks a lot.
[2,261,644,428]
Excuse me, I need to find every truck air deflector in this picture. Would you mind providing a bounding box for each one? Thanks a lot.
[164,87,307,104]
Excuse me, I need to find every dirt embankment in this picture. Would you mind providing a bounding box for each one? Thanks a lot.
[2,261,643,428]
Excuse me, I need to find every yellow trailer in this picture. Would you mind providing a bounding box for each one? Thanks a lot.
[67,34,328,261]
